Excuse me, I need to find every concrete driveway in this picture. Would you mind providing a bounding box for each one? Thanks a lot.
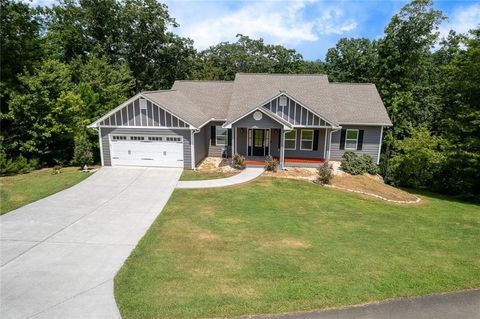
[0,167,182,319]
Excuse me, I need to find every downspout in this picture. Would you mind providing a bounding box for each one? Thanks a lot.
[191,128,200,170]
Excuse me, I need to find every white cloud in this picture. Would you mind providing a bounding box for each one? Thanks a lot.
[167,0,358,50]
[439,3,480,39]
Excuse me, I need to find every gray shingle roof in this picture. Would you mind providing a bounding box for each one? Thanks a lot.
[139,73,392,128]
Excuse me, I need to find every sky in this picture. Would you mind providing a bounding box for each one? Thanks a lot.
[30,0,480,61]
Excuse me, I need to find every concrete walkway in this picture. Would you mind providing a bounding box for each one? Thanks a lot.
[247,289,480,319]
[176,167,264,189]
[0,167,182,319]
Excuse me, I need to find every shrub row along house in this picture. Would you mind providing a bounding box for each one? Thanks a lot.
[89,73,392,169]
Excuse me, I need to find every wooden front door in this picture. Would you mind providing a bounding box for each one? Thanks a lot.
[253,129,265,156]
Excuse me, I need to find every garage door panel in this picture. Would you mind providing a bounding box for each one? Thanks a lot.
[110,135,184,168]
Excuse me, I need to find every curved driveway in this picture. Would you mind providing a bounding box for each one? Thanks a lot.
[0,167,181,319]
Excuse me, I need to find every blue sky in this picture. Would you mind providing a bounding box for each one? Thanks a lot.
[31,0,480,60]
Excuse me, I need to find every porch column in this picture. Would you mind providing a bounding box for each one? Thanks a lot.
[232,127,235,157]
[280,128,285,169]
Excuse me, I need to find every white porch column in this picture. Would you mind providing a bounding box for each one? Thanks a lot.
[280,128,285,169]
[231,127,235,158]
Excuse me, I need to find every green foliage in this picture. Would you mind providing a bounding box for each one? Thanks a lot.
[316,161,333,185]
[72,133,94,168]
[387,127,447,189]
[193,35,307,80]
[0,153,38,176]
[341,151,379,175]
[325,38,378,82]
[264,155,279,172]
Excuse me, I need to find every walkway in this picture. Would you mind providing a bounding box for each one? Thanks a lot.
[0,167,182,319]
[176,167,264,189]
[248,289,480,319]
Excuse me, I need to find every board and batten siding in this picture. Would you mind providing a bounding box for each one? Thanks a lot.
[99,98,189,128]
[262,96,331,127]
[99,127,192,169]
[330,125,382,163]
[232,111,284,129]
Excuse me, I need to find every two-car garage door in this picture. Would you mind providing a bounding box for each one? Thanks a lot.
[109,134,184,168]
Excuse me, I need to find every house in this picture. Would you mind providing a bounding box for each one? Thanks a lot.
[88,73,392,169]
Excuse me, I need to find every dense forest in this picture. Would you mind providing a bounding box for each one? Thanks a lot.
[1,0,478,200]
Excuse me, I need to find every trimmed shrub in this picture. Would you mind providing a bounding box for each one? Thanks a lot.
[232,154,246,169]
[317,161,333,185]
[340,151,379,175]
[264,155,279,172]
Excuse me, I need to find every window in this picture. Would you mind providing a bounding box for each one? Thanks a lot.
[345,129,359,150]
[300,130,313,150]
[112,135,126,141]
[284,130,296,150]
[130,136,145,141]
[216,126,228,146]
[166,137,181,142]
[148,136,163,141]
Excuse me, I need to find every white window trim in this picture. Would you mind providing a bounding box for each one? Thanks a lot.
[284,130,297,150]
[300,129,314,151]
[215,126,228,146]
[345,129,359,150]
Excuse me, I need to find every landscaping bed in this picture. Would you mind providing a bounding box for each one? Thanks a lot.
[180,157,240,181]
[115,177,480,319]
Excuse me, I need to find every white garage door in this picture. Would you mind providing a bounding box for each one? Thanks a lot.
[109,134,184,168]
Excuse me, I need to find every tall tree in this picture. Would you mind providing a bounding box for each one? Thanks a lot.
[0,0,44,128]
[193,34,305,80]
[438,29,480,198]
[377,0,445,140]
[325,38,378,83]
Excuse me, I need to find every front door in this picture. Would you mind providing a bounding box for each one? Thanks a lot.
[253,129,265,156]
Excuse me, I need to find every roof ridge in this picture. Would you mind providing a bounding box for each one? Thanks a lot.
[330,82,375,86]
[142,89,177,94]
[175,80,232,83]
[236,72,327,76]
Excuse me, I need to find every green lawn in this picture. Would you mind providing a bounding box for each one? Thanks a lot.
[115,177,480,319]
[180,170,237,181]
[0,167,92,214]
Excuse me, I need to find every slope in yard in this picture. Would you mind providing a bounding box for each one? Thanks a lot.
[115,177,480,319]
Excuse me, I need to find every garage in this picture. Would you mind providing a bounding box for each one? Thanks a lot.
[109,134,184,168]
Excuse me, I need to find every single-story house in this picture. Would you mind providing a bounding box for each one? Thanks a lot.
[89,73,392,169]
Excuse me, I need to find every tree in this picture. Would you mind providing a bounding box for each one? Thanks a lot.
[377,0,445,141]
[325,38,378,82]
[438,29,480,199]
[387,127,447,189]
[0,0,44,147]
[193,34,305,80]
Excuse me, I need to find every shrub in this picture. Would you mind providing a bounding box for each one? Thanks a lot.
[264,155,279,172]
[72,134,94,168]
[386,127,447,189]
[232,154,246,169]
[317,161,333,185]
[0,155,37,176]
[340,151,379,175]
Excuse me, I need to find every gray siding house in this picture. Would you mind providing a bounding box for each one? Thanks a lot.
[89,74,392,169]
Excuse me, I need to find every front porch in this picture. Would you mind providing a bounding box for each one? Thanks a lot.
[244,156,324,168]
[232,126,329,169]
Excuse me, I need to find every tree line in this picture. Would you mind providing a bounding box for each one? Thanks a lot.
[1,0,478,200]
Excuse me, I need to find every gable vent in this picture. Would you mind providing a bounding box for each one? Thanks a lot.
[279,95,287,107]
[139,98,147,110]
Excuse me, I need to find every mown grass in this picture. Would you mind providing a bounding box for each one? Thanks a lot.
[115,177,480,319]
[0,167,91,214]
[180,170,237,181]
